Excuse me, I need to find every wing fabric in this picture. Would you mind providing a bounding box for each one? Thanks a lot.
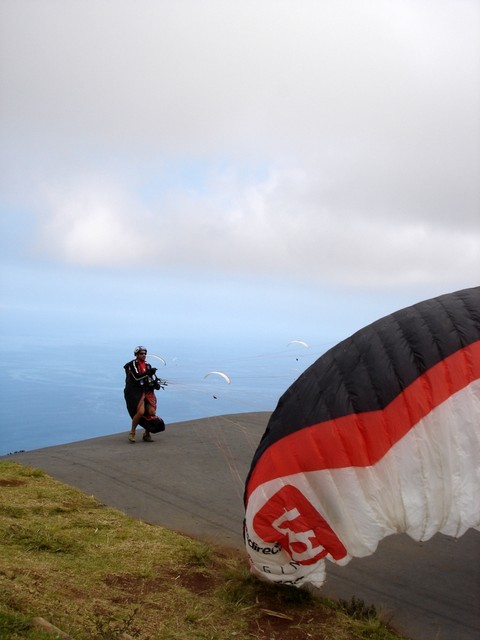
[244,286,480,588]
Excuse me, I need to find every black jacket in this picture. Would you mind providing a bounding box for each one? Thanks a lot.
[124,359,157,389]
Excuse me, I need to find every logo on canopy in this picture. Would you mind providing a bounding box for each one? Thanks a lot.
[253,484,347,565]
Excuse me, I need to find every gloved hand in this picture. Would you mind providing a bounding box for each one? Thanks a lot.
[149,367,158,375]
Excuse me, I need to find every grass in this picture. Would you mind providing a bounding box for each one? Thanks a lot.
[0,461,408,640]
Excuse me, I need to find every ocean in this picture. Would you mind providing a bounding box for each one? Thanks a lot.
[0,340,323,456]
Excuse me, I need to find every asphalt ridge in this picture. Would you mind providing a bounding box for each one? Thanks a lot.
[3,411,479,640]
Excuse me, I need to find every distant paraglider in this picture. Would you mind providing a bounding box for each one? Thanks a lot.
[244,287,480,589]
[287,340,309,349]
[149,354,167,366]
[204,371,231,384]
[288,340,309,361]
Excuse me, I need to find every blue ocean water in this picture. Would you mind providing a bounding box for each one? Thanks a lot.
[0,340,324,456]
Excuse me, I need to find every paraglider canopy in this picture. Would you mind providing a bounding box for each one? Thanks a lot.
[287,340,309,349]
[204,371,231,384]
[244,286,480,589]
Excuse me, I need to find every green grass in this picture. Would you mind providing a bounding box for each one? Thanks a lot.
[0,461,407,640]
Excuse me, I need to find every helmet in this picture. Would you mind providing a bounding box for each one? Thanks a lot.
[134,346,147,355]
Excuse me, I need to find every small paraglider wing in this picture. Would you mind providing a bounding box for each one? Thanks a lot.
[204,371,231,384]
[149,354,167,366]
[244,286,480,589]
[287,340,309,348]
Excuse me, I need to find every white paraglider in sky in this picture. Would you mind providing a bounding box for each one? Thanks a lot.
[204,371,231,384]
[287,340,309,349]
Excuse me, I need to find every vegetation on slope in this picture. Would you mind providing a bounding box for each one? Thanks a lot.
[0,461,407,640]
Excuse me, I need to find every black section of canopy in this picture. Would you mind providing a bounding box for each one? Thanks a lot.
[247,286,480,486]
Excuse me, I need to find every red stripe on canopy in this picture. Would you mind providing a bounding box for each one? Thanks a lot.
[246,341,480,499]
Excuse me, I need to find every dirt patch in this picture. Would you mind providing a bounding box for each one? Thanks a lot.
[174,570,217,594]
[249,605,334,640]
[103,573,167,596]
[0,479,26,487]
[104,565,221,597]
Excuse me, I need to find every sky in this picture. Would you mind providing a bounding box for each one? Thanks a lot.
[1,0,479,356]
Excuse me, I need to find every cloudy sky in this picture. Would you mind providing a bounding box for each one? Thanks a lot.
[1,0,479,353]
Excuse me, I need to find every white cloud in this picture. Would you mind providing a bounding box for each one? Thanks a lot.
[38,180,144,265]
[1,0,479,291]
[34,163,480,292]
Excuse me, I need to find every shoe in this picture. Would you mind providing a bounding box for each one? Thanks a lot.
[142,432,153,442]
[128,432,136,443]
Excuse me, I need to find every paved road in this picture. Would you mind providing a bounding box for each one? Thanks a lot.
[3,412,479,640]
